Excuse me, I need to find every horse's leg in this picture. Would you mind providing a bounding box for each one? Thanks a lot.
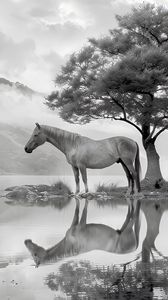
[133,200,141,248]
[80,199,88,226]
[70,198,80,227]
[129,163,139,195]
[120,160,132,193]
[122,199,141,231]
[117,202,141,252]
[66,198,80,246]
[115,205,135,251]
[135,143,141,193]
[79,165,89,193]
[120,158,139,212]
[118,205,133,234]
[122,158,137,194]
[72,166,80,194]
[119,159,135,211]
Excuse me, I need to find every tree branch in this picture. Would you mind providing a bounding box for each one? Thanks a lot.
[161,37,168,43]
[114,117,143,134]
[110,253,141,288]
[156,86,168,92]
[147,30,161,45]
[144,125,156,144]
[130,28,152,45]
[153,124,168,141]
[132,97,144,109]
[135,91,154,97]
[143,114,168,143]
[107,91,127,119]
[106,91,143,134]
[140,25,161,45]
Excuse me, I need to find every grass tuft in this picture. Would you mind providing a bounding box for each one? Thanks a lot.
[51,180,72,195]
[95,182,118,194]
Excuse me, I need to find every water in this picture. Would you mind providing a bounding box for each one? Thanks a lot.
[0,176,168,300]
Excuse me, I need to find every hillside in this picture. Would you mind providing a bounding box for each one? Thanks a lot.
[0,77,43,97]
[0,123,71,175]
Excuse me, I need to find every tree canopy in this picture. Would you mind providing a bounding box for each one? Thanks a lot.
[47,3,168,132]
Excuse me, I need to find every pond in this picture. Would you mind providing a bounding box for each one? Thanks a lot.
[0,176,168,300]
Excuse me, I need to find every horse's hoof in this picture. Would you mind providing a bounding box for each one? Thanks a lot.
[79,192,94,200]
[134,192,144,200]
[138,192,144,199]
[125,194,133,202]
[70,193,75,196]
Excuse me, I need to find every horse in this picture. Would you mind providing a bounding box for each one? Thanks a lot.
[25,197,141,267]
[24,123,141,196]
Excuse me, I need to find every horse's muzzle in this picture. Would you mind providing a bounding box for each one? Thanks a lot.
[24,239,32,246]
[24,147,32,153]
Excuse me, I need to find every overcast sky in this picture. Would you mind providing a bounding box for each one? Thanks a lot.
[0,0,167,93]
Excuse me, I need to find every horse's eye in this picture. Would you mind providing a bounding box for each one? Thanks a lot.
[34,134,38,137]
[34,253,37,256]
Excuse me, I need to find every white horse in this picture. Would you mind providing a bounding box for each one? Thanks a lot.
[25,123,141,196]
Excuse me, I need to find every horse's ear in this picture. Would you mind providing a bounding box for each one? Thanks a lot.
[35,123,41,129]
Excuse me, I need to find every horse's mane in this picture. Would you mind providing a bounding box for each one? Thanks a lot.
[41,125,81,149]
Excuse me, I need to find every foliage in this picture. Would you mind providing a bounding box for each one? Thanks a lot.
[95,182,117,194]
[46,3,168,140]
[52,180,72,195]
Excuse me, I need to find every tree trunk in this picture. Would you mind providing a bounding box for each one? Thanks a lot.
[143,140,163,186]
[141,201,163,263]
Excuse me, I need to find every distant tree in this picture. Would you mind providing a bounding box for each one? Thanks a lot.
[46,3,168,186]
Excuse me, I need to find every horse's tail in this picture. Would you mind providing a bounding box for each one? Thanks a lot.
[135,142,141,192]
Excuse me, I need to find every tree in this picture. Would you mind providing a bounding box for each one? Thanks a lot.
[46,3,168,186]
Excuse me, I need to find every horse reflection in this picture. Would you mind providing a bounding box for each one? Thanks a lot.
[25,198,141,267]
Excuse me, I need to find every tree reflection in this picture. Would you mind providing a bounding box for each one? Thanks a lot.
[141,198,168,262]
[45,257,168,299]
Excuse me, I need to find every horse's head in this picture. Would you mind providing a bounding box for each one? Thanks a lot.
[24,123,46,153]
[24,239,46,267]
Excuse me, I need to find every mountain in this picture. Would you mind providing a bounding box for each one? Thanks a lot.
[0,123,71,175]
[0,77,43,97]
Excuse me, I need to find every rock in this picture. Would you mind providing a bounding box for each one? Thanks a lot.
[4,183,72,209]
[5,187,30,199]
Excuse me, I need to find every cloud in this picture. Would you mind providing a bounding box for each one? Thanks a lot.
[0,85,56,127]
[0,30,63,92]
[0,0,167,93]
[20,51,65,92]
[36,20,86,55]
[0,0,92,91]
[0,31,36,77]
[42,51,65,75]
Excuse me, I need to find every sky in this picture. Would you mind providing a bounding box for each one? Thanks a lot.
[0,0,167,93]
